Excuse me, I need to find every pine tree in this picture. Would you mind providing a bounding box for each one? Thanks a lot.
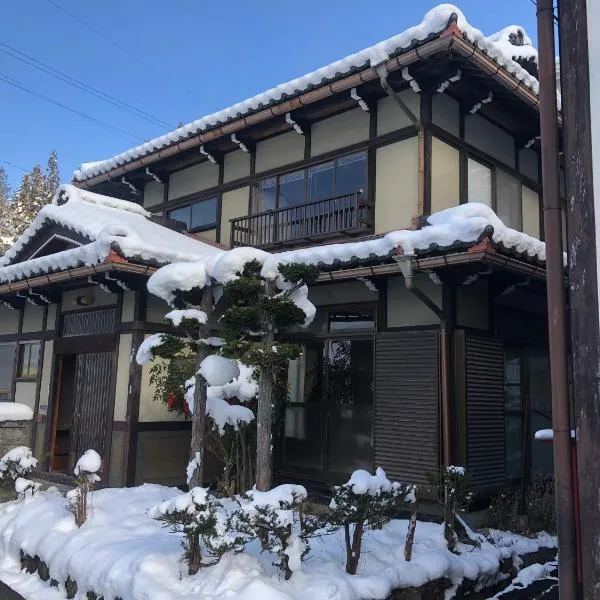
[44,151,60,199]
[0,168,9,203]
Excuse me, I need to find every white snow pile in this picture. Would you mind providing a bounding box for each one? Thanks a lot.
[135,333,167,365]
[240,484,308,527]
[165,308,208,327]
[344,467,397,495]
[487,25,537,65]
[74,449,101,478]
[491,562,557,598]
[14,477,41,500]
[74,4,539,182]
[147,260,212,306]
[199,355,240,387]
[0,484,559,600]
[0,402,33,421]
[0,447,37,480]
[0,184,223,282]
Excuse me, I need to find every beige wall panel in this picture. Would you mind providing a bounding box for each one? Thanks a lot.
[108,429,126,486]
[432,94,460,137]
[22,305,44,333]
[522,187,541,239]
[310,109,369,157]
[61,287,116,312]
[168,161,219,200]
[387,274,441,327]
[377,92,420,136]
[220,186,250,247]
[114,333,132,422]
[309,280,378,306]
[146,294,170,323]
[139,354,185,422]
[37,340,53,418]
[121,291,136,322]
[457,282,489,330]
[431,137,460,213]
[196,229,217,243]
[224,150,251,183]
[14,381,37,412]
[0,306,19,335]
[375,137,419,233]
[46,304,57,331]
[255,131,304,173]
[465,114,515,168]
[143,181,164,208]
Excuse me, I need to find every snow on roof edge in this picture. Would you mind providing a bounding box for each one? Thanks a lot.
[73,4,540,183]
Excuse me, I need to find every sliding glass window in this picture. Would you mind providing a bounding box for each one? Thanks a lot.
[167,196,218,231]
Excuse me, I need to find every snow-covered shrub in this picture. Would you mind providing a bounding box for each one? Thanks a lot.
[427,465,472,550]
[0,446,37,483]
[231,484,326,579]
[67,449,101,527]
[149,487,244,575]
[14,477,41,500]
[329,468,413,574]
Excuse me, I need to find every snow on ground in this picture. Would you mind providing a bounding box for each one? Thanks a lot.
[0,485,557,600]
[0,404,33,422]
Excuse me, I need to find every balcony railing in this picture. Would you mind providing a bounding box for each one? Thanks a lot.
[230,191,371,248]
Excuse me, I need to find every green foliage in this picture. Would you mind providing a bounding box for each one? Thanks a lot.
[278,263,320,285]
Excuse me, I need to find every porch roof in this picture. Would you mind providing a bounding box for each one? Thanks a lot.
[0,184,224,287]
[72,4,541,186]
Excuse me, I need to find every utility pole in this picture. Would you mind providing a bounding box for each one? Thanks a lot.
[536,1,579,597]
[557,0,600,597]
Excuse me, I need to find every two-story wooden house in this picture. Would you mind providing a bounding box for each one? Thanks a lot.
[0,6,560,496]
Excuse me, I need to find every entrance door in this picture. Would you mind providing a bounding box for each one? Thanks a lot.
[283,336,374,481]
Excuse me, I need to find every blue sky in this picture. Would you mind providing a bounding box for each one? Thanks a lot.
[0,0,537,190]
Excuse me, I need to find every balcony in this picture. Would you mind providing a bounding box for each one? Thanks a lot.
[230,191,371,249]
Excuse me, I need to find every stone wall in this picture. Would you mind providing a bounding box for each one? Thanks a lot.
[0,421,33,458]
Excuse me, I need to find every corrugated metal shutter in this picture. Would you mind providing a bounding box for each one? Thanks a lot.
[465,334,505,494]
[62,308,116,337]
[374,330,439,485]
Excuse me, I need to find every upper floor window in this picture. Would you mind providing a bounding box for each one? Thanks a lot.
[253,151,367,213]
[167,196,218,231]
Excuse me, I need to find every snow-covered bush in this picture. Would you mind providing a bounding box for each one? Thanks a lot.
[329,468,413,574]
[232,484,326,579]
[15,477,41,500]
[427,465,472,550]
[149,487,244,575]
[0,446,37,483]
[67,449,101,527]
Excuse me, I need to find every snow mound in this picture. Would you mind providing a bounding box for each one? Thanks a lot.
[74,449,101,476]
[135,333,166,365]
[147,260,210,305]
[0,447,37,479]
[0,403,33,421]
[345,467,395,495]
[165,308,207,327]
[199,355,240,386]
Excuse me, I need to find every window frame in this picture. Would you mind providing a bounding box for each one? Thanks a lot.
[167,194,219,233]
[252,150,368,215]
[16,341,41,380]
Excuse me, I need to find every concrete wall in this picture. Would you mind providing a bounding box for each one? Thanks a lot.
[0,419,33,459]
[255,131,304,173]
[0,306,18,335]
[377,92,420,135]
[387,274,441,327]
[22,305,44,333]
[168,161,219,201]
[224,150,250,183]
[375,137,419,233]
[310,109,369,157]
[143,180,164,208]
[220,186,250,247]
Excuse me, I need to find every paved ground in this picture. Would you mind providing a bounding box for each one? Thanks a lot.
[0,579,26,600]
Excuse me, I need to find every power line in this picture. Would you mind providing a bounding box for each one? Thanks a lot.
[0,159,28,173]
[43,0,203,101]
[0,41,174,129]
[0,72,145,142]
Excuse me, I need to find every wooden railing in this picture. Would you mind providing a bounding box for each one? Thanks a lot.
[230,191,370,248]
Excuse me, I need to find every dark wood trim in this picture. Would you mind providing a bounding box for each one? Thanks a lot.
[0,330,56,343]
[53,334,116,355]
[304,124,311,160]
[30,338,45,455]
[368,106,378,221]
[250,147,256,176]
[379,323,442,332]
[376,277,387,332]
[453,329,467,466]
[125,331,144,486]
[113,421,128,431]
[136,420,191,432]
[44,352,62,472]
[120,321,173,334]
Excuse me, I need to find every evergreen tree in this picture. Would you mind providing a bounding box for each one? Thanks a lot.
[0,168,9,203]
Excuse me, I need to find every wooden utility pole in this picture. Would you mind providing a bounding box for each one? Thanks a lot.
[558,0,600,597]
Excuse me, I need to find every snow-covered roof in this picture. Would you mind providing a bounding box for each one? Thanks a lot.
[73,4,539,183]
[0,185,223,284]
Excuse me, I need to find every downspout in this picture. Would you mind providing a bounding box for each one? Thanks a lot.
[536,0,579,596]
[376,64,426,216]
[395,255,453,466]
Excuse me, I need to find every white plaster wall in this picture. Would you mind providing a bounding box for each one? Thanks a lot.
[220,186,250,247]
[224,150,250,183]
[37,340,53,417]
[375,137,419,233]
[377,92,420,135]
[310,109,369,157]
[522,186,541,239]
[168,161,219,200]
[15,381,37,412]
[46,304,57,331]
[113,333,132,422]
[432,93,460,137]
[387,274,441,327]
[465,114,515,168]
[139,354,185,422]
[61,287,116,312]
[309,280,378,306]
[146,294,170,324]
[0,305,18,335]
[143,181,164,208]
[431,137,460,213]
[121,291,136,322]
[22,305,44,333]
[255,131,304,173]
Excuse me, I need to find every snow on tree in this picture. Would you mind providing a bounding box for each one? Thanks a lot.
[67,449,102,527]
[328,468,414,575]
[0,446,37,482]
